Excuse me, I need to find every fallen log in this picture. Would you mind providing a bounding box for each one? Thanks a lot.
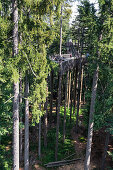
[45,158,81,167]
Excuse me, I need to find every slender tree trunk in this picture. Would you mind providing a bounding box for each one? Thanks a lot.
[44,83,48,148]
[12,0,19,169]
[59,5,63,56]
[84,65,99,170]
[75,62,82,133]
[50,70,53,123]
[13,82,19,170]
[68,72,71,109]
[73,67,78,115]
[67,71,69,109]
[44,100,48,148]
[24,75,29,170]
[38,104,41,160]
[55,69,62,161]
[101,132,110,170]
[70,73,73,123]
[80,64,84,107]
[19,73,23,162]
[63,72,68,142]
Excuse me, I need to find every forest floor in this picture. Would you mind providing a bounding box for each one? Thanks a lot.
[27,127,113,170]
[26,112,113,170]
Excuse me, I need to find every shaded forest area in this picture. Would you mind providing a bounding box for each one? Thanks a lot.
[0,0,113,170]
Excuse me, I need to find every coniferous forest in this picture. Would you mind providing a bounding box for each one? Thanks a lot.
[0,0,113,169]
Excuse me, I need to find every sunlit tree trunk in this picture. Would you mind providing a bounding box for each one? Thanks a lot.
[12,0,19,169]
[59,5,63,56]
[24,74,29,170]
[84,65,99,170]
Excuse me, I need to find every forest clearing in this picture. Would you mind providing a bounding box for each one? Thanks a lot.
[0,0,113,170]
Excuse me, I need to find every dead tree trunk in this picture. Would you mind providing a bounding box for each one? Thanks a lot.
[101,132,110,170]
[63,72,68,142]
[55,68,62,161]
[24,74,29,170]
[84,65,99,170]
[12,0,19,169]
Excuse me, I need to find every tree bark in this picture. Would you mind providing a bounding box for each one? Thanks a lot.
[59,5,63,56]
[50,70,54,123]
[68,72,71,109]
[75,62,82,133]
[44,83,48,148]
[24,74,29,170]
[73,67,78,115]
[55,68,62,161]
[44,100,48,148]
[13,82,19,170]
[101,132,110,170]
[12,0,19,169]
[63,72,68,142]
[19,73,23,162]
[80,64,84,107]
[67,71,69,109]
[38,104,41,160]
[84,65,99,170]
[70,73,73,123]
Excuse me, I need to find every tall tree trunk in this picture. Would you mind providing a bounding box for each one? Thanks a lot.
[38,104,41,160]
[75,61,82,133]
[67,71,69,109]
[44,83,48,148]
[19,73,23,162]
[80,64,84,107]
[84,65,99,170]
[68,72,71,109]
[63,72,68,142]
[70,72,73,123]
[59,5,63,56]
[12,0,19,169]
[73,67,78,115]
[50,70,53,123]
[44,100,48,148]
[24,75,29,170]
[13,82,19,170]
[55,69,62,161]
[101,132,110,170]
